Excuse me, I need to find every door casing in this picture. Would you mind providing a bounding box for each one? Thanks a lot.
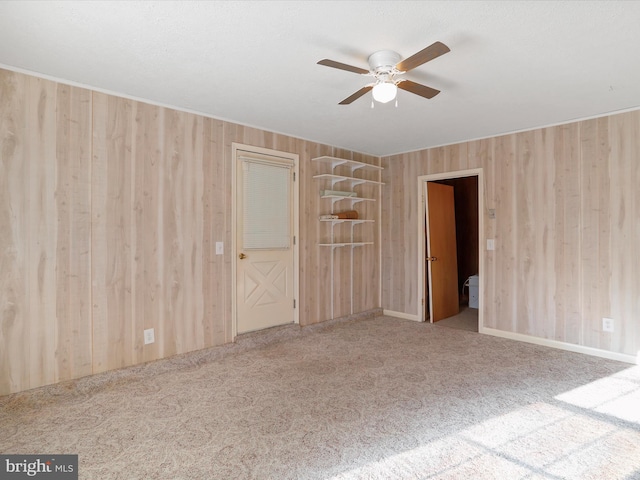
[417,168,484,331]
[231,143,299,339]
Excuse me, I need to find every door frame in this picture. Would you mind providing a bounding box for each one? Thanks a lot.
[417,168,484,330]
[231,143,300,340]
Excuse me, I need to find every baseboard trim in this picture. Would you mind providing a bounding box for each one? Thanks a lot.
[481,327,638,365]
[383,310,421,322]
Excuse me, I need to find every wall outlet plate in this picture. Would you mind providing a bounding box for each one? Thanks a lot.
[602,317,614,333]
[144,328,155,345]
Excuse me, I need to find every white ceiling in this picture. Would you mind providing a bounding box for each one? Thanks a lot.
[1,1,640,157]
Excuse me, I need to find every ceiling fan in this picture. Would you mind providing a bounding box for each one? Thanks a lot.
[317,41,450,105]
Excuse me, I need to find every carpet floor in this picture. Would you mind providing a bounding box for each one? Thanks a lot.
[1,316,639,479]
[432,307,478,332]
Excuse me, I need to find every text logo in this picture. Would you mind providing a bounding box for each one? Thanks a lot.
[1,455,78,479]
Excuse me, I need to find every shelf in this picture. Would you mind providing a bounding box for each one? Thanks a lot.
[321,195,375,204]
[320,219,375,224]
[312,156,383,172]
[313,173,385,186]
[318,242,374,248]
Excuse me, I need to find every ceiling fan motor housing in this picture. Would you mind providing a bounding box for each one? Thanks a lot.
[368,50,402,74]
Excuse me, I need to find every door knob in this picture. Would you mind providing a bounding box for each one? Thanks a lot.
[239,253,247,259]
[426,256,438,261]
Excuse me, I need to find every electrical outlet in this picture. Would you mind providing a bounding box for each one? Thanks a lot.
[144,328,155,345]
[215,242,224,255]
[602,318,614,333]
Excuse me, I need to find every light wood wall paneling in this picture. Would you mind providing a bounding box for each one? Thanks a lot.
[89,92,108,374]
[93,99,228,370]
[333,245,351,318]
[381,152,410,314]
[298,140,312,325]
[608,112,640,354]
[380,157,393,312]
[540,129,557,340]
[493,134,518,332]
[200,119,215,346]
[395,151,411,314]
[579,118,610,350]
[137,102,164,364]
[484,138,498,328]
[552,124,582,344]
[206,118,228,345]
[1,71,29,394]
[162,108,184,358]
[27,76,59,389]
[354,152,381,314]
[92,93,137,373]
[513,130,536,336]
[305,142,334,325]
[162,109,206,356]
[0,71,93,395]
[54,82,93,382]
[298,140,311,324]
[407,151,423,314]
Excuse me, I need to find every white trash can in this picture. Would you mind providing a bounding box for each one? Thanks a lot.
[468,275,479,309]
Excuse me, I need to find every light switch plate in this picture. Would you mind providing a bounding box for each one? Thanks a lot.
[487,239,495,251]
[215,242,224,255]
[144,328,155,345]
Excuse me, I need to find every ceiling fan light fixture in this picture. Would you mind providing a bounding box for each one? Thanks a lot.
[372,82,397,104]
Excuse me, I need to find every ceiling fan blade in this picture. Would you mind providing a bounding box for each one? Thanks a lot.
[339,86,373,105]
[396,41,450,72]
[318,59,370,75]
[397,80,440,99]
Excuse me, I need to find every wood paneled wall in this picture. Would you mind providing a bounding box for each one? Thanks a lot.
[381,113,640,357]
[0,69,381,395]
[0,73,93,394]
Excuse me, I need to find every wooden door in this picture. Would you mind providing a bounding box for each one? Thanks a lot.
[425,182,459,322]
[236,155,295,334]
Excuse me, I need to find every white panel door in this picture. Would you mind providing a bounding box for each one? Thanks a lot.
[236,155,295,334]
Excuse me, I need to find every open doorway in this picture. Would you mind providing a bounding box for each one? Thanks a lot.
[418,169,483,332]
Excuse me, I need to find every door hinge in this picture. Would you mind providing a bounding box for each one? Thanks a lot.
[422,298,425,306]
[293,235,296,245]
[293,299,296,308]
[293,172,296,181]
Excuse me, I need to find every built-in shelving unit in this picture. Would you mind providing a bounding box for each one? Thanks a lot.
[313,155,382,247]
[312,156,384,318]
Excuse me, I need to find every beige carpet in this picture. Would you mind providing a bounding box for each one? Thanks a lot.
[1,315,639,480]
[432,307,478,332]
